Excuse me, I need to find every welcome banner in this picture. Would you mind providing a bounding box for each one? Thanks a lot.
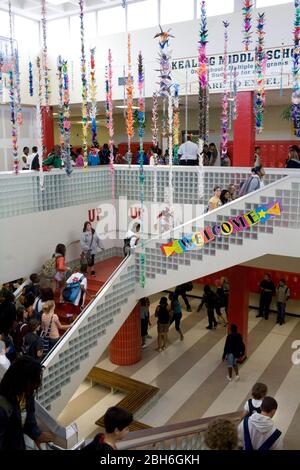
[160,201,282,258]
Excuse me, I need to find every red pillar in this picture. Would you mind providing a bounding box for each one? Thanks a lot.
[41,106,54,156]
[227,266,249,355]
[232,92,255,167]
[109,305,141,365]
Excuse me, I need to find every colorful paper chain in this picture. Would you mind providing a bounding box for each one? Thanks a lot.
[126,34,134,158]
[90,47,97,145]
[198,0,209,144]
[8,1,18,174]
[57,56,64,147]
[221,21,230,159]
[29,61,33,97]
[106,49,115,202]
[36,57,45,190]
[41,0,50,108]
[173,84,180,165]
[62,60,72,176]
[255,13,266,134]
[243,0,253,52]
[292,0,300,137]
[79,0,88,163]
[151,92,159,148]
[14,48,23,126]
[138,52,146,288]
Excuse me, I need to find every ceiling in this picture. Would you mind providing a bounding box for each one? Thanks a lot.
[0,0,135,21]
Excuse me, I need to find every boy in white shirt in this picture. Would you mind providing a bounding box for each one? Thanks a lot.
[242,382,268,417]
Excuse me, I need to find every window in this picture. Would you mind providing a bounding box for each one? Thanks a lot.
[128,0,158,31]
[14,16,40,54]
[197,0,234,17]
[160,0,194,25]
[48,18,69,56]
[98,6,126,36]
[0,10,10,37]
[256,0,292,6]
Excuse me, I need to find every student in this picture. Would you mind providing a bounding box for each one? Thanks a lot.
[222,324,245,381]
[220,189,231,206]
[0,356,53,450]
[80,222,104,276]
[197,285,218,330]
[204,419,238,450]
[276,279,290,325]
[155,297,170,352]
[22,319,44,361]
[140,297,151,348]
[43,145,63,169]
[239,166,265,196]
[238,397,283,450]
[175,282,193,312]
[228,184,237,201]
[207,186,222,212]
[29,147,40,171]
[242,383,268,418]
[75,148,85,167]
[257,273,275,320]
[124,223,141,256]
[82,406,133,451]
[286,147,300,168]
[88,147,100,166]
[208,143,221,166]
[41,300,71,352]
[21,147,30,170]
[99,144,110,165]
[168,292,184,341]
[53,244,70,303]
[64,265,88,313]
[254,146,261,167]
[0,339,10,382]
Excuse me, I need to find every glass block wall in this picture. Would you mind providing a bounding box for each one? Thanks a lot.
[38,258,136,416]
[0,167,286,219]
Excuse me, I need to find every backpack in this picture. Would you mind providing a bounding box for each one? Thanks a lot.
[123,236,133,257]
[248,399,261,416]
[42,257,56,278]
[62,275,84,304]
[243,416,282,450]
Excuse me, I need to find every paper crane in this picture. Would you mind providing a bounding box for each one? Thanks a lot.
[154,25,175,49]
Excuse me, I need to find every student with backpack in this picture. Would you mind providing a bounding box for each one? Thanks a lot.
[21,320,43,361]
[175,282,193,312]
[80,222,104,276]
[124,223,141,257]
[238,397,283,450]
[242,383,268,418]
[238,166,265,197]
[53,244,71,303]
[62,265,88,314]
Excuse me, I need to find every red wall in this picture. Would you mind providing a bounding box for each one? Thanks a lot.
[228,140,300,168]
[195,267,300,300]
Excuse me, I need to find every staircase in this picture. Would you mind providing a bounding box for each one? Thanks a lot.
[38,174,300,420]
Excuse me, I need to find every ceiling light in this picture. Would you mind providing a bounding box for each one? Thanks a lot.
[115,105,139,110]
[47,0,67,5]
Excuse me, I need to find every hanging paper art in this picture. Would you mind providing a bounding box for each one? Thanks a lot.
[106,49,115,201]
[8,0,18,174]
[0,54,3,101]
[29,61,33,97]
[79,0,88,163]
[243,0,253,52]
[198,0,209,144]
[62,60,72,176]
[138,52,145,288]
[57,56,64,146]
[292,0,300,137]
[221,21,230,160]
[41,0,50,108]
[255,13,266,134]
[151,92,159,148]
[232,66,238,121]
[14,48,23,126]
[173,84,180,165]
[154,26,174,98]
[36,57,44,190]
[90,47,97,145]
[126,33,134,163]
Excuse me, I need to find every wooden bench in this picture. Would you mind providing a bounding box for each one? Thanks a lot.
[87,367,159,431]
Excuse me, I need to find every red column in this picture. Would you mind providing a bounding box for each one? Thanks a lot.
[232,92,255,167]
[227,266,249,355]
[109,305,141,366]
[41,106,54,157]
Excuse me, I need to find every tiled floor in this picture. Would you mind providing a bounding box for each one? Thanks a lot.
[59,288,300,449]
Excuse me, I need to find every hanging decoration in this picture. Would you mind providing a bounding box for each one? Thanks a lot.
[29,61,34,97]
[138,52,145,288]
[14,48,23,125]
[57,56,64,146]
[126,33,134,164]
[90,47,97,145]
[62,60,72,176]
[154,26,174,98]
[8,0,18,174]
[221,21,230,160]
[292,0,300,137]
[198,0,209,145]
[106,49,115,201]
[0,54,3,101]
[243,0,253,52]
[232,66,238,121]
[151,92,159,148]
[255,13,266,134]
[36,57,44,190]
[41,0,50,108]
[79,0,88,163]
[173,84,180,165]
